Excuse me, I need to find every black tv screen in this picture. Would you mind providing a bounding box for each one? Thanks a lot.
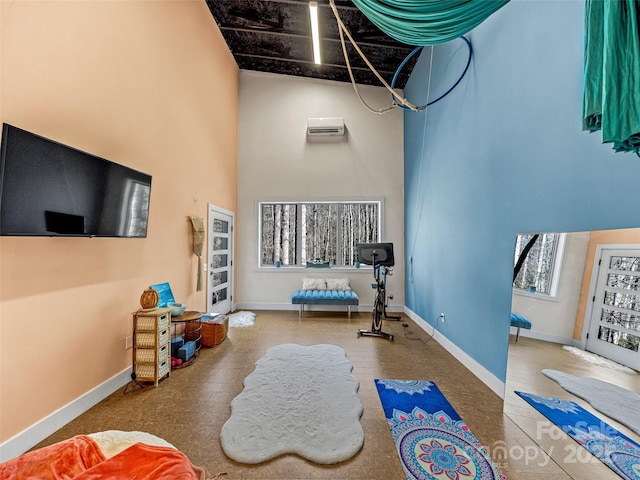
[0,124,151,237]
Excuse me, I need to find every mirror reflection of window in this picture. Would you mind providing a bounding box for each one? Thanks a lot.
[124,181,150,237]
[513,233,566,296]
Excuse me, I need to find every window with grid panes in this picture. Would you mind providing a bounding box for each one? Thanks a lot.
[259,200,382,267]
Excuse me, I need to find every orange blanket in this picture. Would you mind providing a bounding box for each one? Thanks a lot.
[0,436,207,480]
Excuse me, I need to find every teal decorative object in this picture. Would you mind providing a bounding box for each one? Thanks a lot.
[350,0,510,46]
[167,302,186,317]
[583,0,640,154]
[306,259,331,268]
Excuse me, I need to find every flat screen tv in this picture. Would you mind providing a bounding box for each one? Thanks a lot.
[0,123,152,237]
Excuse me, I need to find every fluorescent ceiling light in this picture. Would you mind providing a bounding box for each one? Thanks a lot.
[309,1,321,64]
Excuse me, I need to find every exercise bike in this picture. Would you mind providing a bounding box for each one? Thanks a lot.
[356,243,398,341]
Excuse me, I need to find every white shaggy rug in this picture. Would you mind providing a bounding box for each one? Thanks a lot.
[561,345,637,374]
[228,310,255,328]
[220,343,364,464]
[542,369,640,435]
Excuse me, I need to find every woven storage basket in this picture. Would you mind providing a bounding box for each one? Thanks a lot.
[157,314,170,330]
[158,328,169,345]
[135,348,156,363]
[136,332,156,347]
[135,316,156,330]
[184,320,201,342]
[135,363,155,379]
[201,314,228,347]
[158,359,170,379]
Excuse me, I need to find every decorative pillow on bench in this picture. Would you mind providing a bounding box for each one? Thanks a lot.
[326,278,350,291]
[302,278,327,290]
[302,278,351,291]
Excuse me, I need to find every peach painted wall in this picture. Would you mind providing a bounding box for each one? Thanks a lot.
[0,0,238,442]
[573,228,640,340]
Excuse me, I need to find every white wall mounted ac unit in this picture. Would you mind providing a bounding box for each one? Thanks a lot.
[307,117,345,136]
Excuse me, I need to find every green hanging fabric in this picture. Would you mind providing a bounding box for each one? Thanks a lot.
[583,0,640,154]
[349,0,510,46]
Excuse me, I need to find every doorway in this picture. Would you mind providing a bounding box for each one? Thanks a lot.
[585,245,640,371]
[207,204,234,314]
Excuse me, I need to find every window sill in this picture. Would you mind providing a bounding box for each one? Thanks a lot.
[512,288,559,303]
[258,266,372,272]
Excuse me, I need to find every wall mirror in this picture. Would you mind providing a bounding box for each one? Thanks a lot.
[504,228,640,471]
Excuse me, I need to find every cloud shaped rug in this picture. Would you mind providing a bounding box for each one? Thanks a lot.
[228,310,255,328]
[220,344,363,464]
[561,346,637,374]
[542,369,640,435]
[375,379,506,480]
[516,391,640,480]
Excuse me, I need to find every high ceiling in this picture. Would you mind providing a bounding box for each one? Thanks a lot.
[205,0,418,88]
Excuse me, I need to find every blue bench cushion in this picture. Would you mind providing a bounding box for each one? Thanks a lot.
[292,289,359,305]
[510,313,532,329]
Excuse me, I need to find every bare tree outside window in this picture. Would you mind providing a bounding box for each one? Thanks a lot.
[259,201,381,267]
[261,204,297,266]
[513,233,557,294]
[302,203,338,264]
[341,203,379,266]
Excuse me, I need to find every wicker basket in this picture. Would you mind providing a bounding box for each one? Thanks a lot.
[135,348,156,363]
[201,314,228,347]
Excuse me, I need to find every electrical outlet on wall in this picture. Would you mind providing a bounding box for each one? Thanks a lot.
[125,336,133,349]
[439,313,446,323]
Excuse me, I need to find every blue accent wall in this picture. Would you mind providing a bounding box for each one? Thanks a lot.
[404,0,640,383]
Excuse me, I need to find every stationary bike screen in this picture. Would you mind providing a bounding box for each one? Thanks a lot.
[356,243,394,267]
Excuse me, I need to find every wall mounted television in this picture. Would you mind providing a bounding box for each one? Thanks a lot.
[0,123,152,237]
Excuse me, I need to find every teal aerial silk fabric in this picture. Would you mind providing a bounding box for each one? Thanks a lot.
[349,0,510,46]
[583,0,640,154]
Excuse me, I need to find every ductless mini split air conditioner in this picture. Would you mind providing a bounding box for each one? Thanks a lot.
[307,117,345,136]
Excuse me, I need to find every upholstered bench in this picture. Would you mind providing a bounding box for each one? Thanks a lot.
[510,313,532,341]
[292,278,359,318]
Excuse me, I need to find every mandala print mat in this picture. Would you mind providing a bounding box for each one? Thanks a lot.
[375,379,506,480]
[516,391,640,480]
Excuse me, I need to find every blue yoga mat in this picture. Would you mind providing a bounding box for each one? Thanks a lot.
[516,391,640,480]
[375,379,506,480]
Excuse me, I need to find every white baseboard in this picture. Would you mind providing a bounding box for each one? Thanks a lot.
[404,307,506,399]
[571,338,583,349]
[510,326,573,345]
[234,302,299,311]
[0,367,132,462]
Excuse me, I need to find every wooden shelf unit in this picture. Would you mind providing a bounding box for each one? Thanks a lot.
[132,307,171,386]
